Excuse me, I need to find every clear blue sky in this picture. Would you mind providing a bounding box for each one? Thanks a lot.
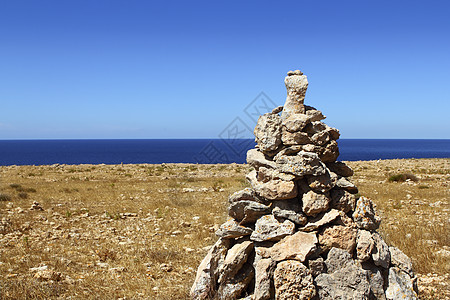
[1,0,449,139]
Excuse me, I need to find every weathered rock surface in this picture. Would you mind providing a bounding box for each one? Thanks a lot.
[275,151,326,177]
[273,260,316,300]
[254,258,275,300]
[250,215,295,242]
[299,208,341,232]
[330,188,356,213]
[372,232,391,269]
[218,240,254,283]
[282,113,311,132]
[216,219,252,239]
[228,200,270,224]
[268,231,317,262]
[301,190,330,216]
[326,161,354,177]
[356,230,374,261]
[246,149,277,170]
[389,246,414,276]
[385,267,418,300]
[353,196,381,230]
[217,263,254,300]
[318,225,357,253]
[281,72,308,119]
[254,114,282,153]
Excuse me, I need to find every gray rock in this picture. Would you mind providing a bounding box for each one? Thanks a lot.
[281,73,308,119]
[228,200,271,224]
[326,161,354,177]
[250,215,295,242]
[372,232,391,269]
[268,231,317,262]
[190,238,232,299]
[247,170,297,200]
[246,149,277,170]
[217,263,254,300]
[301,190,331,216]
[282,113,311,132]
[309,257,325,277]
[389,246,414,276]
[356,230,375,262]
[316,248,371,300]
[228,187,261,204]
[254,113,282,153]
[273,260,316,300]
[361,262,386,300]
[216,219,253,239]
[353,196,381,230]
[318,225,357,254]
[281,128,311,146]
[385,267,418,300]
[299,209,341,232]
[330,188,356,213]
[276,151,326,177]
[254,258,275,300]
[272,206,307,225]
[218,240,254,283]
[257,166,295,182]
[336,176,358,194]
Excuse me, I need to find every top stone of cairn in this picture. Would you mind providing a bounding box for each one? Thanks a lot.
[281,70,308,119]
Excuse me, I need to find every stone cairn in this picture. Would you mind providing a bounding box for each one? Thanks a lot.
[191,70,418,300]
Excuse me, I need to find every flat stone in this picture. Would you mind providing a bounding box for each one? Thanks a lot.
[356,230,375,262]
[246,149,277,170]
[326,161,354,177]
[318,225,357,254]
[305,105,326,121]
[190,238,232,299]
[254,258,275,300]
[228,200,270,224]
[273,260,316,300]
[269,231,317,262]
[385,267,418,300]
[272,206,307,225]
[372,232,391,269]
[218,240,254,283]
[389,246,414,276]
[228,187,261,204]
[282,113,311,132]
[216,219,252,239]
[298,209,341,232]
[250,215,295,242]
[257,166,295,182]
[271,105,283,114]
[275,151,326,177]
[254,113,282,153]
[247,170,297,200]
[336,176,358,193]
[353,196,381,230]
[330,188,356,213]
[301,190,331,216]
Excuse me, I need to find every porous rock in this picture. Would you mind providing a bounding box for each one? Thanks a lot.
[218,240,254,283]
[281,73,309,119]
[275,151,326,177]
[254,113,282,153]
[228,200,270,224]
[301,190,331,216]
[268,231,318,262]
[247,170,297,200]
[353,196,381,230]
[385,267,418,300]
[254,258,275,300]
[250,215,295,242]
[356,230,375,262]
[330,188,356,213]
[216,219,252,239]
[372,232,391,269]
[389,246,413,276]
[273,260,316,300]
[318,225,357,254]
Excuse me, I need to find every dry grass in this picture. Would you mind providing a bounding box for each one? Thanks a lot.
[0,159,448,299]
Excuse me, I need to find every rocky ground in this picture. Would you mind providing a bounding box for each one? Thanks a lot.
[0,159,448,299]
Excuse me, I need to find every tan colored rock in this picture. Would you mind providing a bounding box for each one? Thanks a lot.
[353,196,381,230]
[301,190,330,216]
[319,140,340,162]
[273,260,316,300]
[215,219,252,239]
[356,230,374,261]
[228,200,270,224]
[217,263,254,300]
[326,161,354,177]
[254,113,282,153]
[281,128,311,146]
[304,105,326,121]
[250,215,295,242]
[281,73,308,119]
[318,225,357,254]
[218,240,254,283]
[247,170,297,200]
[372,232,390,269]
[298,209,341,232]
[246,149,277,170]
[385,267,418,300]
[306,170,336,193]
[389,246,413,276]
[275,151,326,177]
[254,258,275,300]
[269,231,317,262]
[330,188,356,213]
[282,113,311,132]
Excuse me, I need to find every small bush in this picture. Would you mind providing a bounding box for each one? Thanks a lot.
[9,184,22,189]
[0,193,12,201]
[418,185,430,189]
[18,192,28,199]
[388,173,418,182]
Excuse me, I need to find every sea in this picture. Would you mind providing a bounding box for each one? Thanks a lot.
[0,139,449,166]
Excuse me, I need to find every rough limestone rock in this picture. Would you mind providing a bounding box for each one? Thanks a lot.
[273,260,316,300]
[192,69,417,300]
[254,113,282,153]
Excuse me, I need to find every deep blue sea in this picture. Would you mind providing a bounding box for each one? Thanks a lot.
[0,139,449,166]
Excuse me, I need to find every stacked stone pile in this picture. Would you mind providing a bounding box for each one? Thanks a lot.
[191,70,418,300]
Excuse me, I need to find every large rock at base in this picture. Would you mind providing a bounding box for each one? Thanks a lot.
[190,238,232,299]
[217,263,255,300]
[385,267,418,300]
[228,200,271,224]
[315,248,371,300]
[389,246,414,276]
[216,219,253,239]
[318,225,357,254]
[254,258,275,300]
[353,196,381,230]
[250,215,295,242]
[273,260,316,300]
[301,190,331,216]
[362,262,386,300]
[268,231,317,262]
[275,151,326,177]
[247,170,298,200]
[254,114,282,153]
[218,240,254,283]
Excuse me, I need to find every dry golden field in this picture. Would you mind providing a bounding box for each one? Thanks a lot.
[0,159,448,299]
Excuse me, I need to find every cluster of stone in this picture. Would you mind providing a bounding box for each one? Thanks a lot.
[191,70,418,300]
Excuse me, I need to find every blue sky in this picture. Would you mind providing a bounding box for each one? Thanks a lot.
[0,0,449,139]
